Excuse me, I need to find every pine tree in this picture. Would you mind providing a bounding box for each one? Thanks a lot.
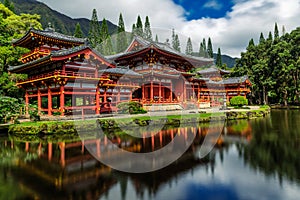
[88,9,101,48]
[171,29,176,49]
[216,47,222,68]
[259,32,265,44]
[131,24,136,40]
[185,37,193,55]
[155,34,159,42]
[207,37,213,58]
[202,38,207,57]
[135,15,143,37]
[99,18,113,55]
[282,25,286,36]
[174,34,181,52]
[199,42,205,57]
[144,16,152,40]
[248,38,255,48]
[116,13,128,53]
[267,31,273,41]
[74,23,83,38]
[274,22,279,38]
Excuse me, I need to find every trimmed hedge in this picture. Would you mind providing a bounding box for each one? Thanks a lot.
[117,101,147,114]
[230,96,248,107]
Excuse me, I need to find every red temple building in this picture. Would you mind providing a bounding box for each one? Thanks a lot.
[9,28,251,116]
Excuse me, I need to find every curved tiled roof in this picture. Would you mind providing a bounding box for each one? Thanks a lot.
[197,66,231,75]
[12,28,86,47]
[99,67,142,77]
[106,36,213,65]
[8,45,113,72]
[206,75,250,85]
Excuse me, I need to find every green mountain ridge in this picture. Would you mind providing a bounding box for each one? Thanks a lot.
[9,0,118,36]
[6,0,236,67]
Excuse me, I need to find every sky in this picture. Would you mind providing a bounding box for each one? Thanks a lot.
[37,0,300,57]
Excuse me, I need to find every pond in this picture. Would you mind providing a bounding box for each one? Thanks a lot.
[0,110,299,200]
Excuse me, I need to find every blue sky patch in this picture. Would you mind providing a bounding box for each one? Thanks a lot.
[173,0,234,20]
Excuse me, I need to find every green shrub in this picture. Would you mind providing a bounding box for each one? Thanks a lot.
[0,96,22,123]
[117,101,147,114]
[230,96,248,107]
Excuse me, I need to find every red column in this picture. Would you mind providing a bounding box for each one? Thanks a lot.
[183,82,186,102]
[48,86,52,116]
[60,85,65,116]
[118,87,121,102]
[170,82,173,102]
[96,87,100,114]
[150,81,153,101]
[159,82,162,103]
[198,83,200,100]
[25,90,29,115]
[142,85,145,100]
[37,87,41,114]
[104,88,107,103]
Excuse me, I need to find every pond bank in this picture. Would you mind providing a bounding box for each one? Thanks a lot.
[8,106,270,135]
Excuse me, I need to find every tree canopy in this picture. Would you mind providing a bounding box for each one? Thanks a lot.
[233,24,300,105]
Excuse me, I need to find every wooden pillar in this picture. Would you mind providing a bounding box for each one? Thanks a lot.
[37,87,41,114]
[48,86,52,116]
[96,87,100,114]
[142,85,145,100]
[129,89,132,101]
[150,81,153,101]
[25,90,29,115]
[104,88,107,103]
[118,87,121,102]
[60,85,65,116]
[159,82,162,103]
[197,84,200,100]
[170,82,173,102]
[183,82,186,102]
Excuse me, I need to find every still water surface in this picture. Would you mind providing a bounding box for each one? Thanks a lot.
[0,110,299,200]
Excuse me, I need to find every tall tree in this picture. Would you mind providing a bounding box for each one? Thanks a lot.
[259,32,265,44]
[282,25,286,36]
[116,13,128,53]
[88,9,101,48]
[171,29,176,49]
[144,16,152,40]
[99,18,113,55]
[155,34,159,42]
[216,47,222,68]
[267,31,273,42]
[274,22,279,39]
[207,37,213,58]
[74,23,83,38]
[174,34,181,52]
[131,23,136,40]
[135,15,143,37]
[185,37,193,55]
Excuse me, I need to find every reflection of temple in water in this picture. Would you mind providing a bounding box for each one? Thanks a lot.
[1,121,252,199]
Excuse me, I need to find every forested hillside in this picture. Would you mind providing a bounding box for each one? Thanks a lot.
[8,0,118,35]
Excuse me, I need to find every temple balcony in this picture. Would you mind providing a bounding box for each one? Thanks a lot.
[20,48,51,63]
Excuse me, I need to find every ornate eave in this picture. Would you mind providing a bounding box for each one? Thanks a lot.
[8,46,115,73]
[12,28,86,49]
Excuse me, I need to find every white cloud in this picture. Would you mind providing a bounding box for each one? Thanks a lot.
[38,0,300,57]
[203,0,223,10]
